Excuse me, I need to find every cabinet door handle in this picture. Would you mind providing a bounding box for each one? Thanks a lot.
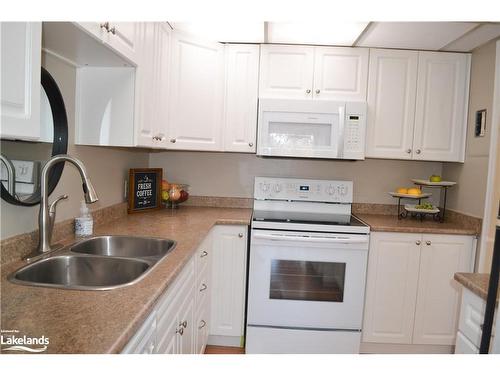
[238,233,244,238]
[170,138,176,143]
[200,250,208,258]
[416,240,421,245]
[198,320,206,330]
[406,149,412,154]
[199,283,207,292]
[248,142,254,147]
[176,327,184,336]
[416,149,421,154]
[109,26,116,35]
[426,240,431,246]
[306,89,311,94]
[179,320,188,328]
[315,89,321,94]
[100,22,110,32]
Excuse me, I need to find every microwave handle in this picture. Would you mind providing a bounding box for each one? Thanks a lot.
[253,232,368,244]
[337,106,345,158]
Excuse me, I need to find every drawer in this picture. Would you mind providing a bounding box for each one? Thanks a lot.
[458,288,486,347]
[195,234,212,278]
[194,296,210,354]
[196,276,210,309]
[455,331,479,354]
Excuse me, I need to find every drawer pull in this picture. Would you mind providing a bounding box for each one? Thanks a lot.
[180,320,188,328]
[198,320,206,329]
[199,283,207,292]
[200,250,208,258]
[238,233,244,238]
[176,327,184,336]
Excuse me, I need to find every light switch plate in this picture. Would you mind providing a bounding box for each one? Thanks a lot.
[475,109,487,137]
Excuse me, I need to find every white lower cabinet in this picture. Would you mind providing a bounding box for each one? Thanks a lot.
[362,232,475,352]
[208,225,248,347]
[122,224,247,354]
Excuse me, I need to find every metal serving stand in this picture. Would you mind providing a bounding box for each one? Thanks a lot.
[410,179,457,222]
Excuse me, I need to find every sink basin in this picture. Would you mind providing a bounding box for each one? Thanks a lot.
[70,236,176,259]
[10,255,151,290]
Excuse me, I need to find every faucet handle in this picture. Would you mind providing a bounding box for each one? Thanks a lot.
[49,194,68,215]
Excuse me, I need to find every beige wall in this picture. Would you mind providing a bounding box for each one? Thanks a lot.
[0,52,150,240]
[442,40,497,218]
[150,151,442,205]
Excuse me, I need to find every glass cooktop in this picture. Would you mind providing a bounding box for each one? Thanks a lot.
[252,210,367,227]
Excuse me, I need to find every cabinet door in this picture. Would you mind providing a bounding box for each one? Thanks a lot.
[134,23,155,147]
[1,22,41,141]
[413,234,474,345]
[104,22,141,65]
[365,49,418,159]
[223,44,260,153]
[259,44,314,99]
[413,52,470,162]
[167,31,224,151]
[178,289,195,354]
[210,225,248,341]
[362,232,421,344]
[313,47,368,101]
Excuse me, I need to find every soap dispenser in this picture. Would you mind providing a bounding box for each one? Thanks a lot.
[75,200,93,237]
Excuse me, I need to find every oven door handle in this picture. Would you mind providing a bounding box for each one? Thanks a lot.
[253,233,368,244]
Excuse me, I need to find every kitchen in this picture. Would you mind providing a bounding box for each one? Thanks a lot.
[1,1,500,373]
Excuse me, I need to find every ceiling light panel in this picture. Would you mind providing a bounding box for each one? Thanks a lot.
[267,22,369,46]
[171,22,264,43]
[356,22,479,50]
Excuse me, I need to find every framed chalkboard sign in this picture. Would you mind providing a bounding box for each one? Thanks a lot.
[128,168,162,214]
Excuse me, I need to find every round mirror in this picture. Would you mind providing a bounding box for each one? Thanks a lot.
[1,67,68,206]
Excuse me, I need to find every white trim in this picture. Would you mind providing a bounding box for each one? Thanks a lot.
[478,40,500,272]
[360,342,453,354]
[42,48,80,68]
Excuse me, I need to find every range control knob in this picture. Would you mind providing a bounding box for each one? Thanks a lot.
[273,184,282,193]
[338,185,348,196]
[326,186,336,195]
[260,183,270,192]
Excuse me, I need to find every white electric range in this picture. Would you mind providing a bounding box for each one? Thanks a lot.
[246,177,370,354]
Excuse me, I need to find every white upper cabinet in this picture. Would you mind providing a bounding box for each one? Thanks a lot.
[103,22,142,65]
[134,23,171,148]
[365,49,418,159]
[413,52,470,162]
[1,22,42,141]
[223,44,260,153]
[313,47,368,101]
[413,234,474,345]
[259,44,368,101]
[259,44,314,99]
[167,31,224,151]
[76,22,141,65]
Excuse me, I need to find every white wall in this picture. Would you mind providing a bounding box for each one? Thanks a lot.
[150,151,442,205]
[0,52,150,240]
[442,40,497,218]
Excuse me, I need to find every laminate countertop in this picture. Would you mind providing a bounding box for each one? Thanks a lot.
[454,273,499,303]
[356,214,480,236]
[0,206,252,354]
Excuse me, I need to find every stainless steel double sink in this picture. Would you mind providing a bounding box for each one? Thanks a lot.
[9,236,176,291]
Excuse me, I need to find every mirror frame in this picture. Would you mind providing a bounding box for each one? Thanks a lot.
[1,67,68,206]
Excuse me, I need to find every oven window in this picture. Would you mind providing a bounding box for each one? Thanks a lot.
[270,260,345,302]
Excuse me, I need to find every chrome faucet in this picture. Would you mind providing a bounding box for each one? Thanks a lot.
[32,154,99,260]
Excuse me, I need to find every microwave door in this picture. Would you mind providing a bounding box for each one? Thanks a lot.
[258,111,341,158]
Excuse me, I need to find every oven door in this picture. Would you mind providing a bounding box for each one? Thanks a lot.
[247,229,369,330]
[257,99,346,159]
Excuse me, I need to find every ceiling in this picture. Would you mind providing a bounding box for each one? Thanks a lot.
[171,21,500,52]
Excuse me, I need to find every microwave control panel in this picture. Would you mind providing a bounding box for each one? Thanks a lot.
[343,102,367,159]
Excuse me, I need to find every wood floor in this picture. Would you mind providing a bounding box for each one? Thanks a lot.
[204,345,245,354]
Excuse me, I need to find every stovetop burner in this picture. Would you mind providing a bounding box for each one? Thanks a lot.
[253,210,367,227]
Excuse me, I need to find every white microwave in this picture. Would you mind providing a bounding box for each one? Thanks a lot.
[257,99,367,160]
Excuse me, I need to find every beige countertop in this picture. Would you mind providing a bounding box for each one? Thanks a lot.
[0,206,251,354]
[454,273,499,302]
[356,214,480,236]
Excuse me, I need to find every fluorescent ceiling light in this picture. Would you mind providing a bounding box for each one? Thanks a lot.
[171,22,264,43]
[267,22,369,46]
